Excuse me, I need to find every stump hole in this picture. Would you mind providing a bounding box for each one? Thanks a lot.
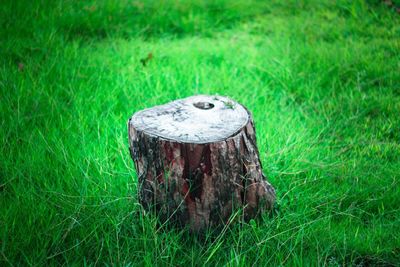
[193,102,214,110]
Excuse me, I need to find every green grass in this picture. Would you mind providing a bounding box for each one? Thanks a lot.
[1,0,400,265]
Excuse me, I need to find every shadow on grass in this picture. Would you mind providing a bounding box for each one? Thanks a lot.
[57,1,271,40]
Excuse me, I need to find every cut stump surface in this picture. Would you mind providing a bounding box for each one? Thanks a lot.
[128,95,276,231]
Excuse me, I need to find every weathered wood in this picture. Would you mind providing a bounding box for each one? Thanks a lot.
[128,95,275,231]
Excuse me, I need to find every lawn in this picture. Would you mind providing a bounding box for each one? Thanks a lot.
[1,0,400,265]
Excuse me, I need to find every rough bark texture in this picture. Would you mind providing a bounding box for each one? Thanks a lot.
[128,95,275,231]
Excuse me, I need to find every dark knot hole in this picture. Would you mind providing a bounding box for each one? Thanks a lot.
[193,102,214,110]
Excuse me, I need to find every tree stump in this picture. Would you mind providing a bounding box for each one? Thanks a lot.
[128,95,276,231]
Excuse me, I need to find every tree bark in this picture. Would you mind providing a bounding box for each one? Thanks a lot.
[128,95,275,231]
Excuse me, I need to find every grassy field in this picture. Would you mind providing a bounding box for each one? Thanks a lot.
[1,0,400,265]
